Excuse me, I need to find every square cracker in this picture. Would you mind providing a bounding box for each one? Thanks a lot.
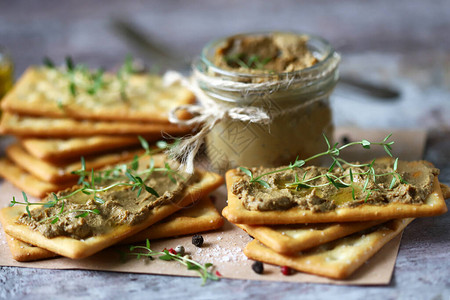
[0,158,75,198]
[223,160,447,225]
[1,67,194,123]
[0,113,193,138]
[5,196,223,262]
[0,164,224,259]
[244,218,413,279]
[224,208,384,254]
[21,136,141,162]
[6,143,144,184]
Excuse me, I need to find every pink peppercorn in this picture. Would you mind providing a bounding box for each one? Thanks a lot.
[281,266,292,276]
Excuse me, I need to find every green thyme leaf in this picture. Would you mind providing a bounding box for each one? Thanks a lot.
[364,190,372,203]
[290,157,305,169]
[383,133,393,142]
[326,175,348,189]
[239,167,253,179]
[43,57,55,68]
[156,140,168,149]
[328,159,337,172]
[384,145,393,157]
[393,157,399,171]
[125,171,137,183]
[94,196,104,204]
[75,212,89,218]
[25,206,31,218]
[138,136,150,152]
[323,133,331,150]
[159,254,172,261]
[255,180,271,189]
[295,183,310,189]
[389,175,397,189]
[145,185,159,197]
[131,155,139,171]
[65,56,74,71]
[187,262,201,270]
[361,139,371,149]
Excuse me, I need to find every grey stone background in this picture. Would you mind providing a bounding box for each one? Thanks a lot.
[0,0,449,299]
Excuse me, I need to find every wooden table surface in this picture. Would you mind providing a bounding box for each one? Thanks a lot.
[0,1,449,299]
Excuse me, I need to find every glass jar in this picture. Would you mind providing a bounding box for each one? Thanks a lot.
[193,32,340,172]
[0,46,14,100]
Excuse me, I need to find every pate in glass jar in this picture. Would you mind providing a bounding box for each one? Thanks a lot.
[173,32,340,173]
[193,32,340,172]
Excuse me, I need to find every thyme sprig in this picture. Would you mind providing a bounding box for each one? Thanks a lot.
[9,137,184,223]
[42,55,135,101]
[239,133,406,202]
[117,54,135,101]
[128,240,219,285]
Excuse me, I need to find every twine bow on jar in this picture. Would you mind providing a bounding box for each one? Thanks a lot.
[164,70,272,173]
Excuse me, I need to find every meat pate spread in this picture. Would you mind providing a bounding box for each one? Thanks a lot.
[18,171,198,240]
[231,160,439,212]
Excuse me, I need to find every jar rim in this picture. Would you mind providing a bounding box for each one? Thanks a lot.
[196,31,336,79]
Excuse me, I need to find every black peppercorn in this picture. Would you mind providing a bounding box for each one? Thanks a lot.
[192,234,204,247]
[251,261,264,274]
[341,135,351,145]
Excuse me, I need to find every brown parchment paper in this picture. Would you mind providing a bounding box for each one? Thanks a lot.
[0,128,427,285]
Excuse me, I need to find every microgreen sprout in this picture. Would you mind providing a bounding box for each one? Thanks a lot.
[127,240,219,285]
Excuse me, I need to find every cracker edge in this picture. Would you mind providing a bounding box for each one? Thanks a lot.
[228,214,385,254]
[243,218,413,279]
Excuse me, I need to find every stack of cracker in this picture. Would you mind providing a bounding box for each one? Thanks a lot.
[222,158,449,279]
[0,152,225,262]
[0,63,196,198]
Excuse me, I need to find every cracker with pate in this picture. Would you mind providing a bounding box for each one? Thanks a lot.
[21,136,142,162]
[5,196,223,262]
[0,156,224,259]
[244,218,413,279]
[0,113,193,138]
[0,158,74,198]
[224,209,384,254]
[223,158,447,225]
[1,67,194,123]
[6,143,144,184]
[121,195,224,244]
